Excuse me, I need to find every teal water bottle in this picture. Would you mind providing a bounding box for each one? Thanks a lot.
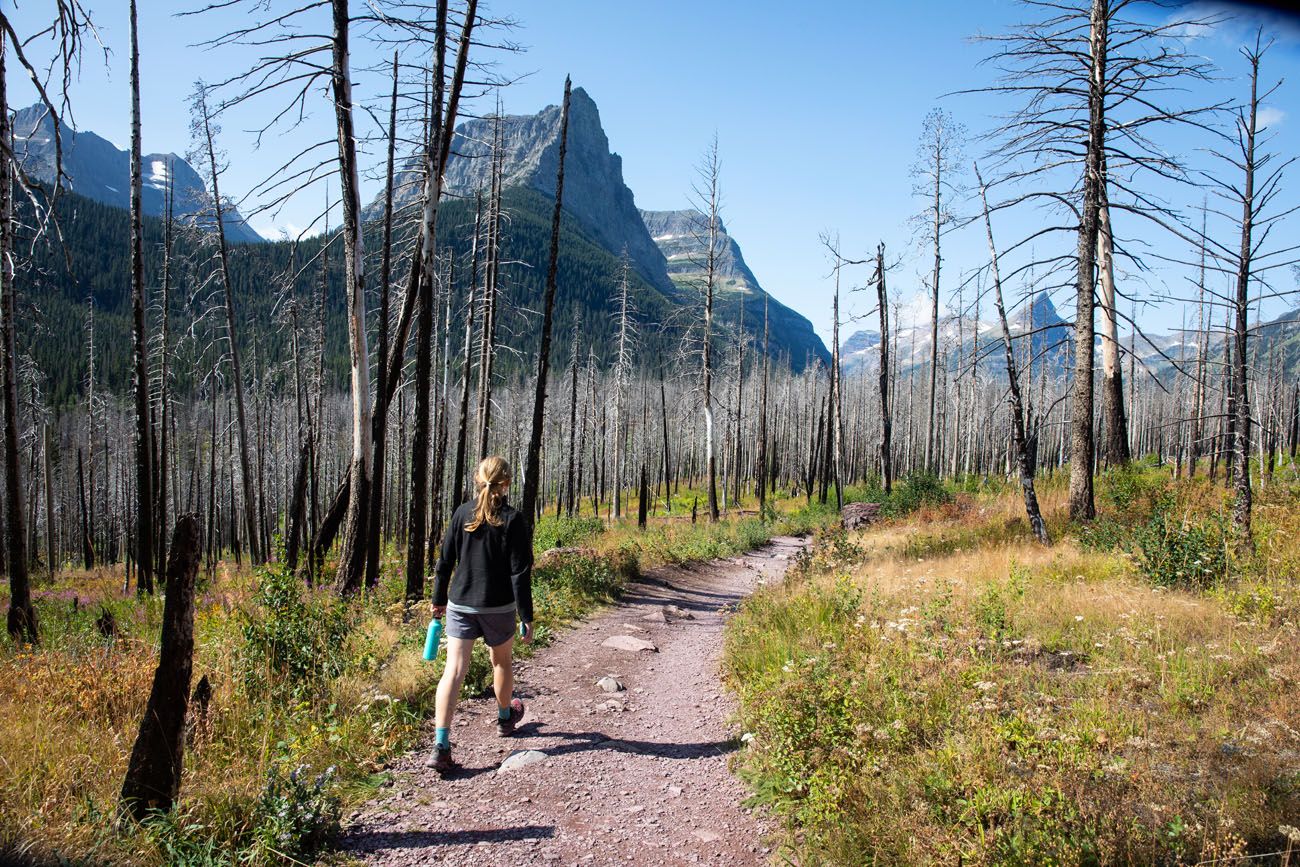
[423,617,444,661]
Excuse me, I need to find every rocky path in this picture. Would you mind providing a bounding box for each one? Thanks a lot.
[338,535,808,866]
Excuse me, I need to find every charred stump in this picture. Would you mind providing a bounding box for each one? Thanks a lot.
[119,514,202,822]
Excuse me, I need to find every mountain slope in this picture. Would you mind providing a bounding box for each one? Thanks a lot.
[12,104,263,244]
[641,208,830,368]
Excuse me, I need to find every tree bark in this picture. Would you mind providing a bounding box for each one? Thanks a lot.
[367,52,401,591]
[192,88,260,566]
[1231,48,1262,554]
[331,0,375,594]
[978,166,1050,545]
[876,244,893,494]
[405,7,448,601]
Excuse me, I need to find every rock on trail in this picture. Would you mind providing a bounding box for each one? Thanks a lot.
[338,535,808,866]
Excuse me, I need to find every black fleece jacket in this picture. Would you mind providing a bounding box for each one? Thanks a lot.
[432,500,534,623]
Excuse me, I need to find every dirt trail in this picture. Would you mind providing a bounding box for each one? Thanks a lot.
[339,535,807,866]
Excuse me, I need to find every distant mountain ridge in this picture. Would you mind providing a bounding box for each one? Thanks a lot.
[840,293,1071,377]
[11,104,263,244]
[840,294,1300,381]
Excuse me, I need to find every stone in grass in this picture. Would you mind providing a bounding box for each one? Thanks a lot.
[498,750,549,772]
[602,634,658,653]
[596,676,625,693]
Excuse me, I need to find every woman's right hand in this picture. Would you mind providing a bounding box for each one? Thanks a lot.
[431,604,446,618]
[519,621,533,644]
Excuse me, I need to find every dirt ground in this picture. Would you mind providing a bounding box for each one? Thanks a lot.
[337,535,807,866]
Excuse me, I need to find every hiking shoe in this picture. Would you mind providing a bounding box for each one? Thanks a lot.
[497,698,526,736]
[430,746,461,775]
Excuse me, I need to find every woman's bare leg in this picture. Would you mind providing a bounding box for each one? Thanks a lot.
[489,636,515,711]
[435,637,476,729]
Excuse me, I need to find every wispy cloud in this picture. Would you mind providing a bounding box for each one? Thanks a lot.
[1163,1,1300,48]
[1256,105,1286,128]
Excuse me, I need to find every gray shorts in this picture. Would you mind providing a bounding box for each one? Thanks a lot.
[446,608,517,647]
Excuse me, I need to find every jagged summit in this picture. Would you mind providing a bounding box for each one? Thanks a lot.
[376,85,831,370]
[11,104,263,244]
[385,87,672,295]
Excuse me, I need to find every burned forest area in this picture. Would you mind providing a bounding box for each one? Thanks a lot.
[2,1,1300,865]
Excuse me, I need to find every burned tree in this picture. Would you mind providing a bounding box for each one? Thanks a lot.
[910,108,965,475]
[520,77,572,525]
[977,165,1050,545]
[119,515,202,821]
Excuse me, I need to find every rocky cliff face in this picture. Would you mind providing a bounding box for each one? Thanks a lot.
[639,209,761,287]
[385,87,673,295]
[12,104,263,243]
[376,86,830,369]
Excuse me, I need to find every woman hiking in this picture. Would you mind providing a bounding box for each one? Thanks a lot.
[429,456,534,774]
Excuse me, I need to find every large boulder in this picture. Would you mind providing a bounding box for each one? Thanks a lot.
[842,502,882,531]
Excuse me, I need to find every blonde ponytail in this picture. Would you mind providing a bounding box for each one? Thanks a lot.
[465,456,511,532]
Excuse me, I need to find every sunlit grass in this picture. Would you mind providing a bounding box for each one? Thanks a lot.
[725,470,1300,865]
[0,496,821,865]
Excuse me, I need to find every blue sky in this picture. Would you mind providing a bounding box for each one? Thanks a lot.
[8,0,1300,344]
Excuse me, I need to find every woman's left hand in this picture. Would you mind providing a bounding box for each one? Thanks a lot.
[519,621,533,644]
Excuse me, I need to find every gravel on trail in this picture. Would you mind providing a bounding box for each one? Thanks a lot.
[338,535,808,866]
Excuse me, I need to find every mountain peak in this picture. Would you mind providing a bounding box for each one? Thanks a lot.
[11,104,263,243]
[435,84,671,292]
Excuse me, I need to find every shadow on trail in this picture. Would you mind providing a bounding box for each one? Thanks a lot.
[347,825,557,850]
[519,723,739,761]
[616,584,744,614]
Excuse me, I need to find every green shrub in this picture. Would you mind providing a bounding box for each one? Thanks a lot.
[1130,505,1227,589]
[532,515,605,551]
[851,472,952,519]
[238,565,353,699]
[251,764,340,860]
[1083,495,1227,589]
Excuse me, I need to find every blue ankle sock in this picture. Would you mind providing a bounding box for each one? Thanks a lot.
[435,727,450,749]
[498,704,512,721]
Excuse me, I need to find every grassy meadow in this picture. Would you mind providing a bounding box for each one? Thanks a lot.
[725,463,1300,865]
[0,491,821,866]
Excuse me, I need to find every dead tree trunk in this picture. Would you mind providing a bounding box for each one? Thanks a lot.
[119,514,201,821]
[1096,152,1130,467]
[877,243,893,494]
[1067,0,1106,522]
[194,88,261,566]
[331,0,375,595]
[406,7,449,601]
[78,448,94,569]
[978,165,1050,545]
[521,77,572,525]
[129,0,155,593]
[563,314,581,517]
[368,52,401,591]
[452,203,481,508]
[699,140,722,523]
[756,295,769,513]
[1229,43,1266,554]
